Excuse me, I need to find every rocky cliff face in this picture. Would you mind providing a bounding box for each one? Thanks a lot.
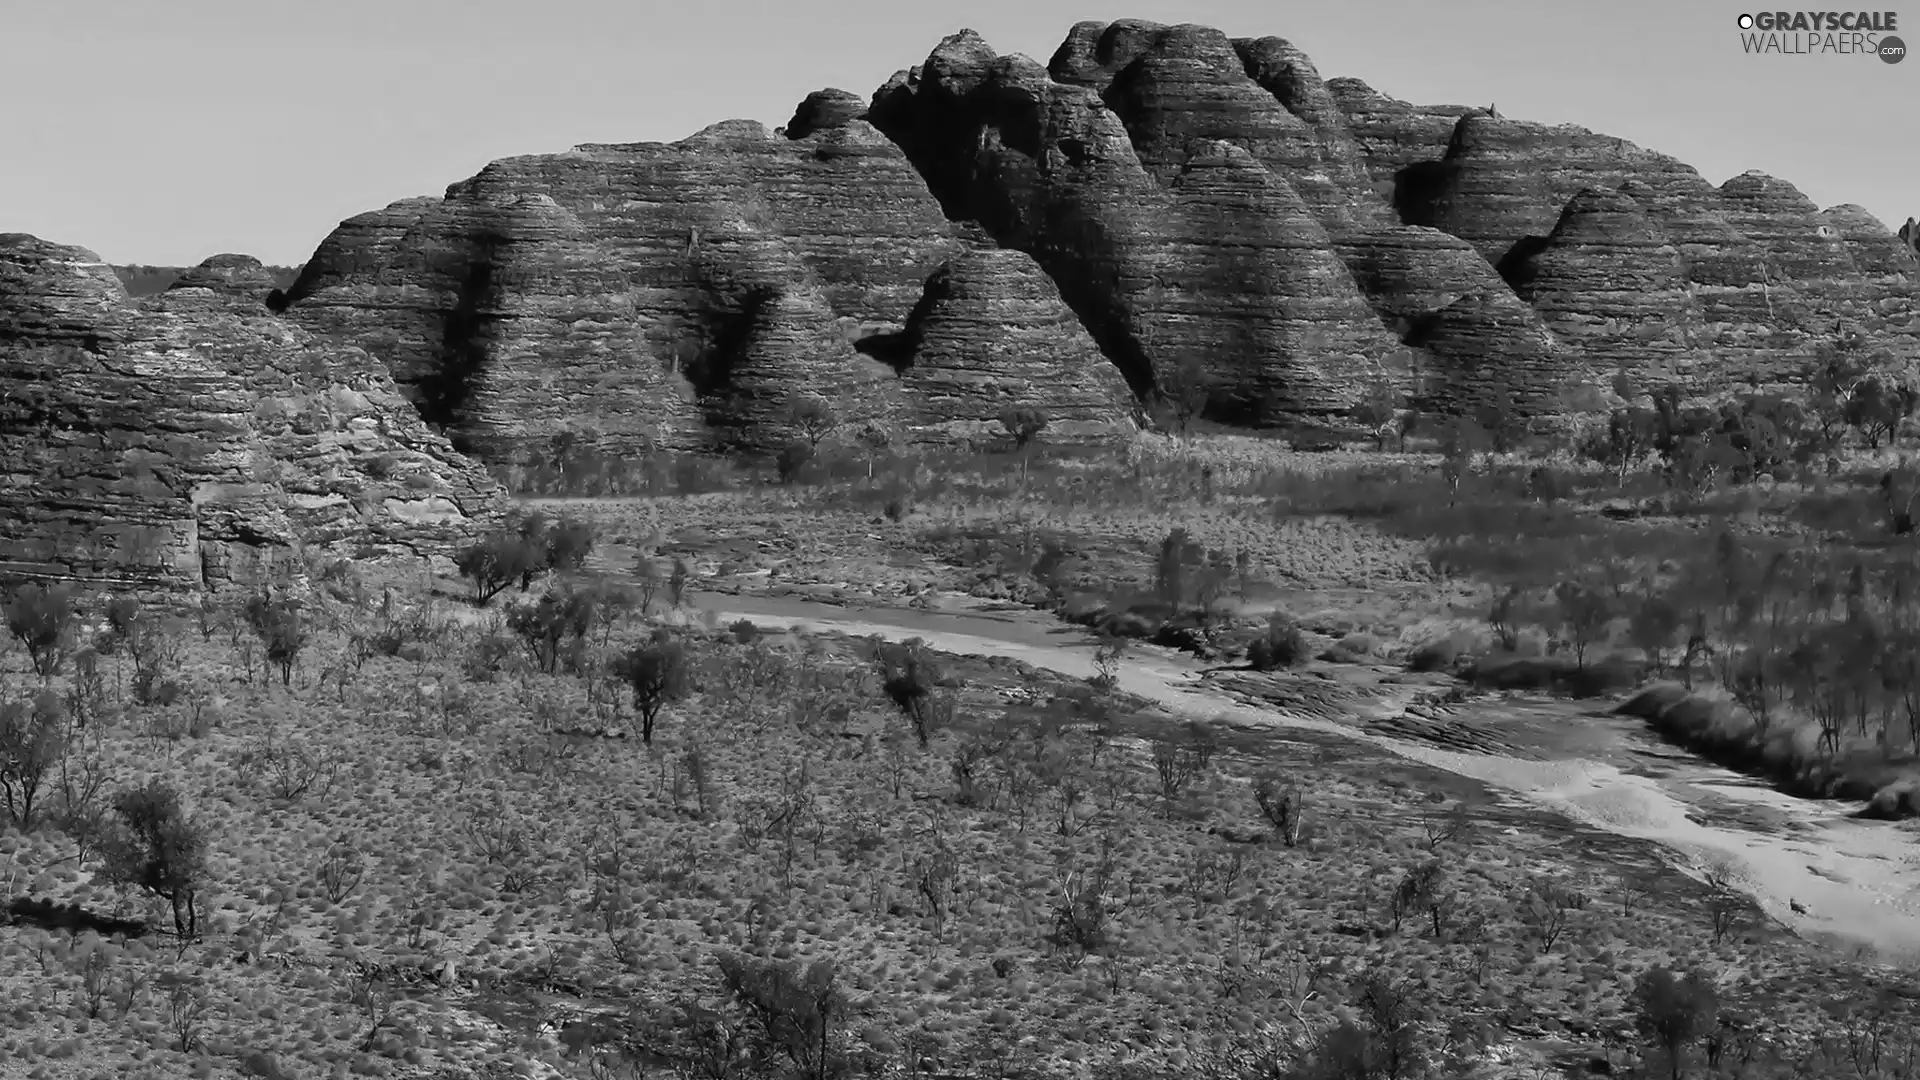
[0,234,505,591]
[276,20,1918,454]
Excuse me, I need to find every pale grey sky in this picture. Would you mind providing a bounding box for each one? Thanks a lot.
[2,0,1910,266]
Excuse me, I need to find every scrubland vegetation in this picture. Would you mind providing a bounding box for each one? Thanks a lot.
[6,552,1920,1080]
[11,339,1920,1079]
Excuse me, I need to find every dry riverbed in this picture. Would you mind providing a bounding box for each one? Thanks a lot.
[689,589,1920,964]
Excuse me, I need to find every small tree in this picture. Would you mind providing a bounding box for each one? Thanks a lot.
[715,952,849,1080]
[1475,388,1524,453]
[787,396,841,451]
[455,532,536,606]
[999,407,1049,479]
[100,780,208,938]
[1352,966,1428,1080]
[1155,355,1211,438]
[1352,375,1404,450]
[624,635,692,744]
[1628,594,1682,676]
[1246,613,1309,671]
[1155,527,1198,609]
[1091,634,1128,691]
[1633,966,1719,1080]
[852,420,897,480]
[1845,373,1910,448]
[1440,419,1487,502]
[507,587,599,675]
[1253,776,1305,846]
[1553,580,1613,670]
[244,594,308,687]
[1488,585,1524,651]
[0,688,68,830]
[4,582,79,678]
[874,638,944,749]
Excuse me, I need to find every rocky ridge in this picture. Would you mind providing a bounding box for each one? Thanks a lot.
[256,20,1918,457]
[1,236,505,591]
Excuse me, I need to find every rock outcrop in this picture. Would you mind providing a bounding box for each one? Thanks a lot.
[166,253,284,301]
[894,248,1137,441]
[272,20,1917,449]
[1,233,505,591]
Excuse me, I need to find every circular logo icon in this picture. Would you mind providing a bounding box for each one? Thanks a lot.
[1881,34,1907,63]
[1737,13,1754,28]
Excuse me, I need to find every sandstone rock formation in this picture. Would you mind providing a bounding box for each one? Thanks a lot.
[1504,187,1711,386]
[277,111,1137,460]
[166,253,285,301]
[869,27,1411,423]
[893,248,1138,441]
[272,19,1918,452]
[1,233,505,591]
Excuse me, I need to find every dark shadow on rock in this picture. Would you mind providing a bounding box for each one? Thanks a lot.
[1390,160,1451,226]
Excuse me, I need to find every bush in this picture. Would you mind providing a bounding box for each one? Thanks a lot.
[1245,614,1309,671]
[1460,652,1638,697]
[1406,638,1461,673]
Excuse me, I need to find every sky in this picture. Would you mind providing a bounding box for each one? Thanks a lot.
[1,0,1912,267]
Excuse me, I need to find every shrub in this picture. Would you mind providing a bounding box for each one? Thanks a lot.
[1245,614,1309,671]
[1406,638,1461,673]
[776,441,815,485]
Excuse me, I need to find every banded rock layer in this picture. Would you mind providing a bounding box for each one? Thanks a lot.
[279,20,1919,455]
[0,234,505,590]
